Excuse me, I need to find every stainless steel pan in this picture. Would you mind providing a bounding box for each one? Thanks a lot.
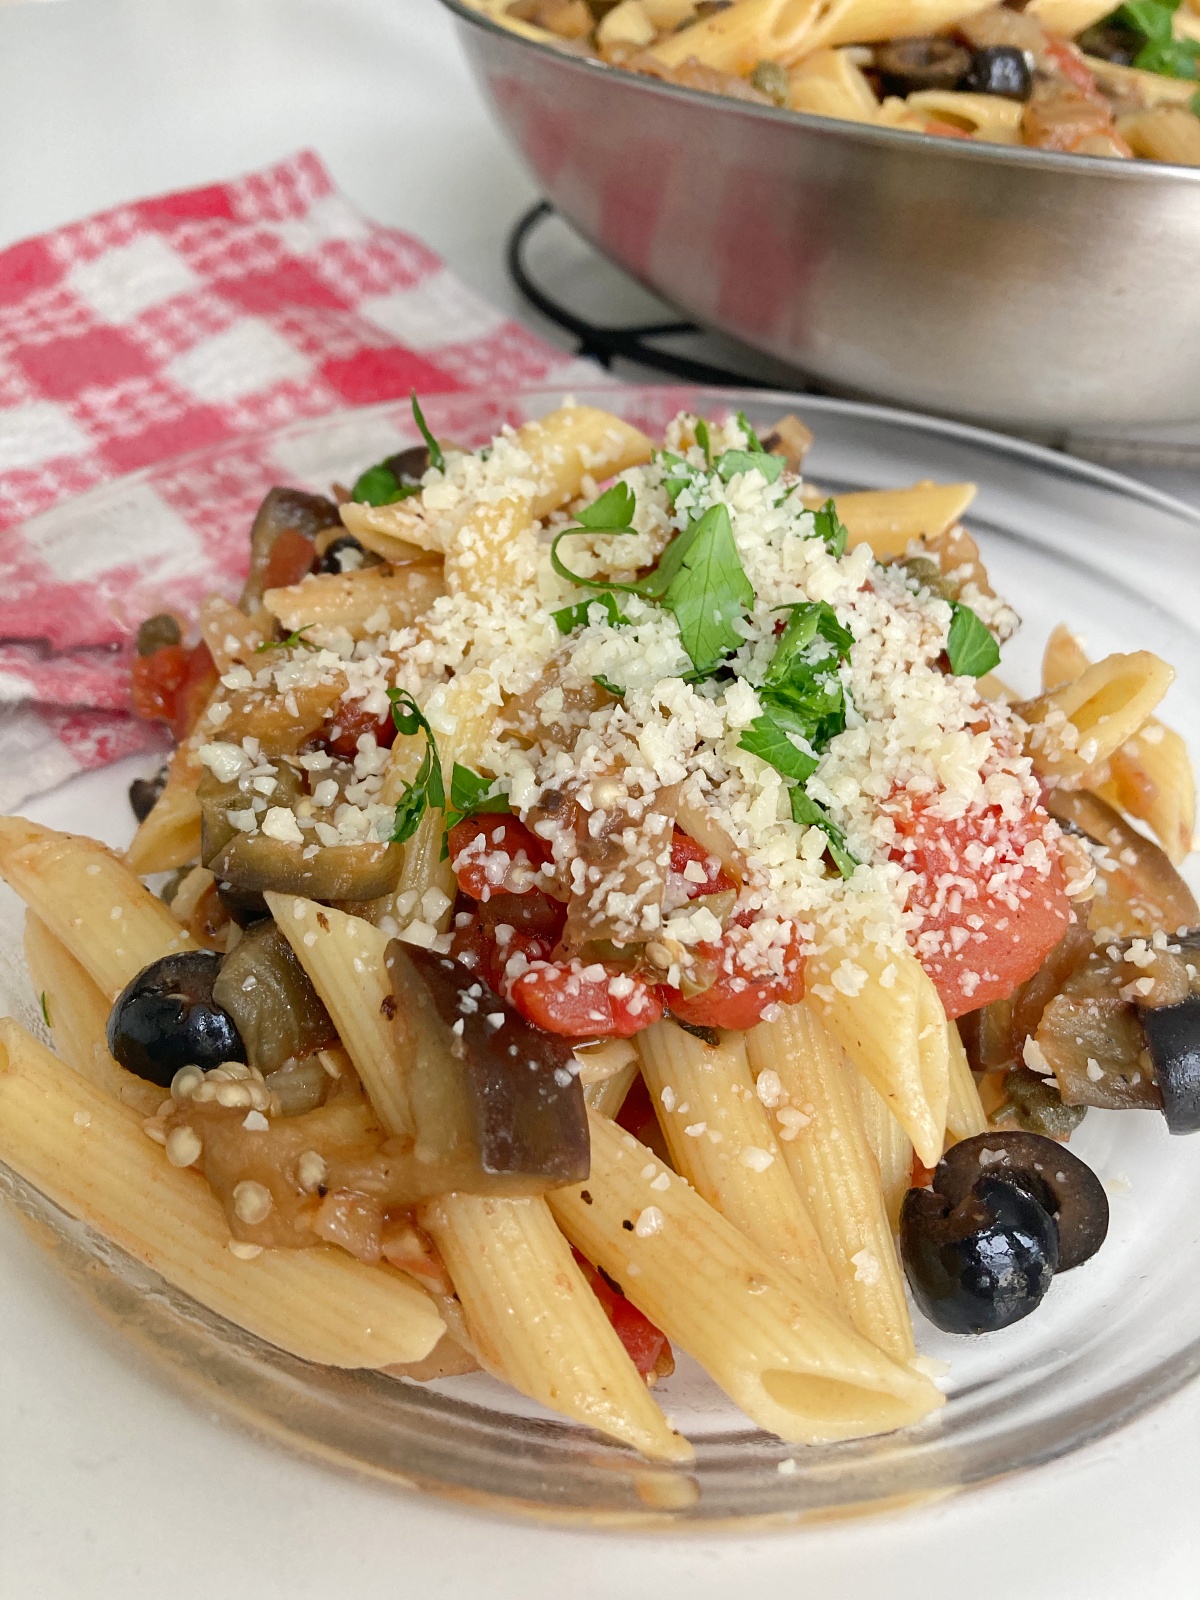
[442,0,1200,432]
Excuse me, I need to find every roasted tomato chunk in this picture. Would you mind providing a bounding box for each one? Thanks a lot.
[890,794,1071,1018]
[510,960,663,1038]
[130,640,218,740]
[668,827,738,900]
[448,815,550,900]
[261,525,320,590]
[321,700,398,760]
[573,1250,672,1380]
[662,926,805,1032]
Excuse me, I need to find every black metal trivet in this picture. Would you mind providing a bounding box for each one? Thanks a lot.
[507,201,797,389]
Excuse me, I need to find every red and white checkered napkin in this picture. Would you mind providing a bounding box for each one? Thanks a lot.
[0,151,594,813]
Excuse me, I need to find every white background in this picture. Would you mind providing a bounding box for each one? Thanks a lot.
[1,1,1199,1595]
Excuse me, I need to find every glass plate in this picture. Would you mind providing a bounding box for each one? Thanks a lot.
[3,386,1200,1527]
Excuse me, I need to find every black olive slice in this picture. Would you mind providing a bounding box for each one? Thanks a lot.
[934,1131,1108,1271]
[136,613,181,657]
[873,36,971,95]
[900,1175,1058,1335]
[383,444,432,486]
[962,45,1032,100]
[129,763,169,824]
[314,534,372,574]
[1138,995,1200,1135]
[107,951,245,1087]
[1076,18,1142,64]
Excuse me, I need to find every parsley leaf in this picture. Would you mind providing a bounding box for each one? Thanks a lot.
[443,763,509,834]
[694,417,712,465]
[1117,0,1200,75]
[716,449,785,485]
[575,481,636,531]
[764,601,853,689]
[657,503,754,676]
[257,624,316,653]
[387,688,445,844]
[788,788,858,879]
[736,410,764,452]
[659,451,699,501]
[946,603,1001,677]
[351,462,421,507]
[593,674,626,698]
[811,498,848,558]
[551,591,631,634]
[410,390,445,473]
[738,714,818,782]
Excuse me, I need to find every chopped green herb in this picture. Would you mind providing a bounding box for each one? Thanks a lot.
[716,449,785,485]
[574,481,636,531]
[350,462,421,507]
[811,498,848,558]
[1117,0,1200,76]
[257,624,316,653]
[593,674,626,698]
[410,390,445,473]
[40,991,51,1028]
[387,688,445,844]
[443,763,509,835]
[736,410,764,452]
[655,503,754,676]
[551,591,631,634]
[694,417,712,465]
[946,603,1001,677]
[752,600,853,749]
[763,601,853,689]
[788,788,858,879]
[737,714,818,782]
[1192,86,1200,113]
[659,450,700,502]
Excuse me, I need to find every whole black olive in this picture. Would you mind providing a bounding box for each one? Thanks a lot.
[873,35,972,95]
[1138,994,1200,1134]
[962,45,1032,101]
[314,534,368,575]
[107,951,245,1087]
[901,1175,1059,1335]
[135,613,181,656]
[935,1131,1108,1271]
[1076,18,1142,64]
[128,763,168,823]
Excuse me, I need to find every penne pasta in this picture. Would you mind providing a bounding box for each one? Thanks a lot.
[23,914,164,1118]
[945,1019,988,1142]
[806,939,949,1167]
[550,1111,942,1442]
[821,0,986,47]
[0,817,194,1000]
[788,48,879,120]
[833,483,978,559]
[636,1020,844,1310]
[745,1004,914,1360]
[124,751,203,875]
[1021,650,1174,784]
[1042,626,1195,865]
[903,90,1024,143]
[443,495,538,603]
[420,1191,691,1461]
[1026,0,1114,33]
[265,893,415,1140]
[1117,107,1200,166]
[0,1020,444,1368]
[263,565,446,636]
[853,1073,914,1229]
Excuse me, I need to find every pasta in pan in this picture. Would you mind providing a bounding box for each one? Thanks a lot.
[1,395,1196,1461]
[474,0,1200,165]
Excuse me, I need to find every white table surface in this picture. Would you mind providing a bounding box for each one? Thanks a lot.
[1,2,1199,1595]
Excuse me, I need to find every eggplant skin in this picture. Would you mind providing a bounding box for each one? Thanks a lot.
[386,942,590,1189]
[1138,995,1200,1135]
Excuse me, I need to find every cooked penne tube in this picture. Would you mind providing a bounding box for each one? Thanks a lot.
[265,893,415,1140]
[421,1192,691,1461]
[745,1004,914,1360]
[443,495,538,603]
[853,1073,914,1228]
[0,1020,443,1367]
[636,1020,844,1310]
[1117,108,1200,166]
[903,91,1023,143]
[945,1020,988,1142]
[124,752,203,875]
[806,940,949,1167]
[1042,627,1195,865]
[585,1061,640,1118]
[23,914,164,1118]
[788,48,879,120]
[263,565,446,636]
[1026,0,1113,32]
[1021,650,1174,784]
[550,1111,942,1442]
[650,0,858,72]
[833,483,978,558]
[1084,55,1200,107]
[821,0,987,46]
[0,817,194,1000]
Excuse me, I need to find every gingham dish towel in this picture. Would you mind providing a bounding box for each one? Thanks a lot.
[0,151,596,813]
